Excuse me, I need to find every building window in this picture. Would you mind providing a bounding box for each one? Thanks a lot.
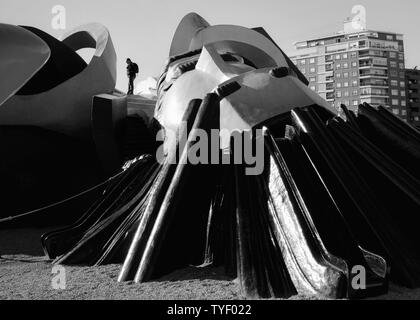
[337,82,342,88]
[391,80,398,86]
[392,108,400,115]
[309,77,316,82]
[401,91,406,97]
[344,82,349,87]
[336,91,342,98]
[310,85,316,91]
[336,73,341,78]
[344,91,350,97]
[352,80,358,87]
[390,70,398,77]
[336,63,341,69]
[342,53,348,59]
[390,61,397,68]
[351,61,357,68]
[399,63,404,69]
[343,62,349,69]
[352,71,358,77]
[391,89,399,96]
[353,100,359,106]
[300,59,306,65]
[396,35,404,41]
[335,54,341,60]
[400,72,405,78]
[401,100,406,107]
[310,67,316,73]
[351,52,357,58]
[402,109,407,116]
[389,52,397,58]
[344,72,349,78]
[399,53,404,60]
[310,58,315,64]
[400,81,406,88]
[353,90,358,96]
[386,35,394,41]
[392,99,399,106]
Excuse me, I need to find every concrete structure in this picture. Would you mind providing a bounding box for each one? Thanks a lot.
[290,20,408,120]
[405,68,420,128]
[0,23,117,140]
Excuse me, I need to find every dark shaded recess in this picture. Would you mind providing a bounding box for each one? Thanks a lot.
[204,163,237,278]
[119,116,157,162]
[0,126,104,228]
[356,104,420,180]
[16,26,87,95]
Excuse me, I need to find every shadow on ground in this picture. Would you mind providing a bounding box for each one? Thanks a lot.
[0,227,56,256]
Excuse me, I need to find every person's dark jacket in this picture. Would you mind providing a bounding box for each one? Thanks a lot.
[127,63,139,77]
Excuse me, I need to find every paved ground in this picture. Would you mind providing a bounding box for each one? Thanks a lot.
[1,228,419,300]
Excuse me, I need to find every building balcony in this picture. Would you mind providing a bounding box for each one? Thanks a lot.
[359,79,389,87]
[359,64,388,69]
[360,85,389,89]
[359,74,388,79]
[360,93,389,98]
[358,50,387,58]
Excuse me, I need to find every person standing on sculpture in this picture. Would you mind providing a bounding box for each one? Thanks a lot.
[126,58,139,95]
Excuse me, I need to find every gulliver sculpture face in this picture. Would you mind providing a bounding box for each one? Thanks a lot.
[155,13,335,149]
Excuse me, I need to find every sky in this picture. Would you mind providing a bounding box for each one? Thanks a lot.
[1,0,419,90]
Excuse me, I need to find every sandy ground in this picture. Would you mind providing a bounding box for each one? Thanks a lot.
[1,228,420,300]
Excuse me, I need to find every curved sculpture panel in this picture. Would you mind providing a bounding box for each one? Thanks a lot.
[16,26,87,95]
[0,24,50,106]
[0,23,116,140]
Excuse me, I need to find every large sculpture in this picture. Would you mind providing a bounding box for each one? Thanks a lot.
[2,13,420,300]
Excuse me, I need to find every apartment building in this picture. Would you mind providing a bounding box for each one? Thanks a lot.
[405,68,420,128]
[290,19,408,121]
